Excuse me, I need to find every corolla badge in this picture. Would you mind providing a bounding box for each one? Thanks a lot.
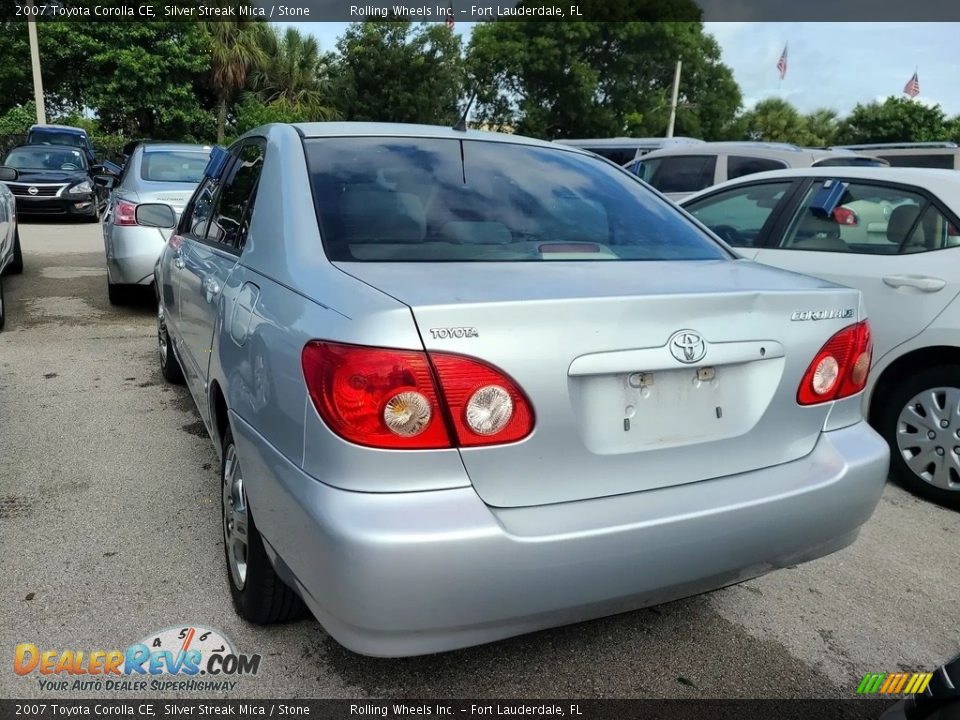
[668,329,706,364]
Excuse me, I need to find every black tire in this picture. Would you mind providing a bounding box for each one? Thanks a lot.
[221,428,305,624]
[7,228,23,274]
[107,280,129,306]
[157,302,184,384]
[878,364,960,510]
[0,277,5,332]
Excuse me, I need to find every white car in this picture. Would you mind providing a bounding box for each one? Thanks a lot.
[682,166,960,509]
[0,166,24,331]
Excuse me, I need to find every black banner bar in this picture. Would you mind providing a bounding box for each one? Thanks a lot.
[0,699,903,720]
[1,0,960,22]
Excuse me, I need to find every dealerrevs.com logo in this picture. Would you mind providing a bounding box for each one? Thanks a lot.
[14,625,262,693]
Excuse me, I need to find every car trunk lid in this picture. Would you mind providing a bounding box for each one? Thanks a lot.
[336,260,862,508]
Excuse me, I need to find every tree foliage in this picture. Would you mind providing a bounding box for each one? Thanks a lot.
[333,22,464,125]
[837,96,951,145]
[467,19,741,140]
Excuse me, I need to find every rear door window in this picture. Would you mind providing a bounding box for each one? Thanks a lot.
[304,138,729,263]
[203,142,265,251]
[642,155,717,194]
[778,181,934,254]
[726,155,787,180]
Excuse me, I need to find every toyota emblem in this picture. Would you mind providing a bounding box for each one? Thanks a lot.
[668,330,707,364]
[27,186,38,196]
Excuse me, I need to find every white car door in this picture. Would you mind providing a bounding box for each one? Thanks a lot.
[753,178,960,365]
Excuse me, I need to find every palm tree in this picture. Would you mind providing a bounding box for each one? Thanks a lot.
[252,27,336,120]
[205,18,268,143]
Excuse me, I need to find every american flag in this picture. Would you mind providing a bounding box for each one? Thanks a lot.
[903,71,920,98]
[445,4,454,28]
[776,44,788,80]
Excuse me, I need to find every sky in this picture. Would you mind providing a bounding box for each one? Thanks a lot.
[282,21,960,117]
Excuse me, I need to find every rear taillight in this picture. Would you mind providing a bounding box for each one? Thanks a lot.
[114,199,137,226]
[430,353,534,447]
[797,320,872,405]
[301,341,534,449]
[832,206,858,226]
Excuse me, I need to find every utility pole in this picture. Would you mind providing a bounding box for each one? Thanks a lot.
[27,0,46,125]
[666,59,681,138]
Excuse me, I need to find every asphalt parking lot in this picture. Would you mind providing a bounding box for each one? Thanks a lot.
[0,220,957,700]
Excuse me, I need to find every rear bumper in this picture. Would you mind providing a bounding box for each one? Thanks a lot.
[231,414,889,657]
[105,225,166,285]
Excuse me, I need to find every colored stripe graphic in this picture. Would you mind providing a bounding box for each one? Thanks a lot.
[857,673,933,695]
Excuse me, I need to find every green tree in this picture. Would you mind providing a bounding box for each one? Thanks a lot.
[804,108,840,146]
[466,19,740,140]
[0,102,36,137]
[205,18,268,142]
[333,21,464,125]
[252,26,336,119]
[837,96,949,144]
[737,98,809,144]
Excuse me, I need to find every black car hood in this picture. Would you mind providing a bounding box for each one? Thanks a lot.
[10,169,89,184]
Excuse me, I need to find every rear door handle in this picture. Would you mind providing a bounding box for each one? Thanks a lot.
[882,274,946,292]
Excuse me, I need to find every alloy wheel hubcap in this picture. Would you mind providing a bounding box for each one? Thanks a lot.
[222,444,249,589]
[896,386,960,491]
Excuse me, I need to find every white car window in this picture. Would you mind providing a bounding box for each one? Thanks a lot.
[684,182,791,248]
[777,181,955,255]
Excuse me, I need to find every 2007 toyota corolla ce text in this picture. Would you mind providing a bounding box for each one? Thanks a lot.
[147,122,890,657]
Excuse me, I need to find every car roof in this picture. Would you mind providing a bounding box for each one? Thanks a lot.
[140,143,212,153]
[681,166,960,203]
[292,122,582,152]
[29,124,88,135]
[9,143,86,153]
[638,142,856,160]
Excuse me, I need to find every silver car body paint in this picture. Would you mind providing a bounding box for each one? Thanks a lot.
[156,122,889,656]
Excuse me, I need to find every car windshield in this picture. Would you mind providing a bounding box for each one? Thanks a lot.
[27,130,85,149]
[304,137,728,263]
[4,147,87,171]
[141,150,210,183]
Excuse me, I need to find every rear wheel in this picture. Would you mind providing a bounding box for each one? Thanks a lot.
[879,365,960,510]
[157,302,184,384]
[7,229,23,274]
[221,428,304,624]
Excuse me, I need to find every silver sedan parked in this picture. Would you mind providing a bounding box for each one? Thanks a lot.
[148,123,889,657]
[0,166,22,330]
[102,142,210,304]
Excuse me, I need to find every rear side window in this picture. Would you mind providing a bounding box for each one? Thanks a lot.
[727,155,787,180]
[581,147,638,165]
[304,138,728,263]
[141,151,210,183]
[639,155,717,194]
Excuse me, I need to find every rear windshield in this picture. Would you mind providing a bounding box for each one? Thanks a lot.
[141,151,210,183]
[27,129,86,149]
[304,138,727,263]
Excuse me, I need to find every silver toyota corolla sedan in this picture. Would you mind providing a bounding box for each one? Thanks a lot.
[147,122,889,657]
[102,142,210,304]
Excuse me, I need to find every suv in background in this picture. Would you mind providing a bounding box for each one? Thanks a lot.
[831,142,960,170]
[27,124,97,166]
[554,136,703,165]
[629,142,887,201]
